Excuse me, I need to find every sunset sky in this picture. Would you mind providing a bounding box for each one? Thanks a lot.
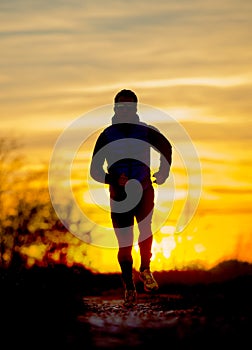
[1,0,252,272]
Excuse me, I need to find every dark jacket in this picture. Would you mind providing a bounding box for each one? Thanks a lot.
[90,114,172,190]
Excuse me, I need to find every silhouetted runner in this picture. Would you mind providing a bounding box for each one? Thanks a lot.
[90,89,172,307]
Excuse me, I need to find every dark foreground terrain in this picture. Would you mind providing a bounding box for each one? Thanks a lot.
[1,261,252,349]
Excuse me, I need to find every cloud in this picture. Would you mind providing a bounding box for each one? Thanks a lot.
[1,0,252,143]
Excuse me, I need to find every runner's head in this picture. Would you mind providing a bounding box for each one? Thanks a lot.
[114,89,138,120]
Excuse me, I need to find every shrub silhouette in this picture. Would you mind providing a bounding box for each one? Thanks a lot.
[0,136,75,269]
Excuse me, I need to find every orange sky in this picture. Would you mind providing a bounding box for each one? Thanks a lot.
[1,0,252,272]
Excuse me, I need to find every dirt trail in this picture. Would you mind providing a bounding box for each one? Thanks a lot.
[2,265,252,348]
[77,292,227,349]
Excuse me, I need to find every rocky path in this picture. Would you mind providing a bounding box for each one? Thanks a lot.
[2,265,252,349]
[77,293,220,349]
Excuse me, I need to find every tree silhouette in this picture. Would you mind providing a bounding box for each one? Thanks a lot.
[0,137,65,267]
[0,137,24,266]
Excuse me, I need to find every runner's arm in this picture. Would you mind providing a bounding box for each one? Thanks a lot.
[90,132,111,184]
[149,126,172,184]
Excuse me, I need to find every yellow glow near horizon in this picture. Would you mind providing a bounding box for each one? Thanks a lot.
[17,211,252,272]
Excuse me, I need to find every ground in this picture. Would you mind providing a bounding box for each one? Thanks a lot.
[79,287,251,349]
[79,293,203,348]
[1,263,252,349]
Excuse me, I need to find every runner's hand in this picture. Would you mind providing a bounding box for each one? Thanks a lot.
[153,171,167,185]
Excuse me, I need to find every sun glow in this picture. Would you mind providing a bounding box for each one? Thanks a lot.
[8,158,252,274]
[2,122,250,274]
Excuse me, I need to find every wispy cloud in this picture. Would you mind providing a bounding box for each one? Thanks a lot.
[1,0,252,143]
